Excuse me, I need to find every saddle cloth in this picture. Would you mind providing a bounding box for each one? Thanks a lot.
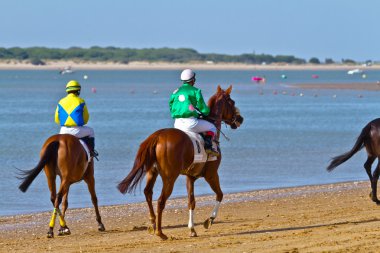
[79,139,91,170]
[183,131,218,163]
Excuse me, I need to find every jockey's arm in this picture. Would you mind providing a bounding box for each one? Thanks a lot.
[195,90,210,116]
[83,104,89,125]
[54,106,60,125]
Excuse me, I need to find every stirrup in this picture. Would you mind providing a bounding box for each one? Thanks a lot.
[205,148,219,157]
[91,150,99,161]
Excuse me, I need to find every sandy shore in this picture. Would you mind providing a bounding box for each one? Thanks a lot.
[2,181,380,252]
[0,60,379,71]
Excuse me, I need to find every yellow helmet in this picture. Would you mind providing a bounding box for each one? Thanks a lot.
[66,80,81,93]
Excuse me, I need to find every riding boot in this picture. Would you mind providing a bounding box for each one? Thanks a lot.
[88,137,99,160]
[204,135,219,157]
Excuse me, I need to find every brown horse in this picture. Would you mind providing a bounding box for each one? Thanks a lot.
[18,134,105,238]
[327,118,380,204]
[117,85,244,240]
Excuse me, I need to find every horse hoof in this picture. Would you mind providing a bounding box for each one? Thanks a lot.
[58,227,71,236]
[369,193,380,203]
[190,228,198,237]
[98,223,106,232]
[147,225,155,235]
[203,217,214,229]
[157,232,168,240]
[47,231,54,238]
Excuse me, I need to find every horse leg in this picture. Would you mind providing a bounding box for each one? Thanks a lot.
[186,176,197,237]
[47,181,68,238]
[370,160,380,204]
[144,170,158,235]
[203,174,223,229]
[54,181,71,236]
[48,181,56,207]
[57,189,71,236]
[364,156,376,200]
[84,169,105,232]
[156,179,176,240]
[45,167,57,238]
[364,156,375,182]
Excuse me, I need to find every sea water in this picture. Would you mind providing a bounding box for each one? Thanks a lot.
[1,69,380,216]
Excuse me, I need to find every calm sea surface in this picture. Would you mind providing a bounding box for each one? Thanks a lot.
[1,69,380,216]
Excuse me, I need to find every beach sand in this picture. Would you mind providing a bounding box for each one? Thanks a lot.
[2,181,380,252]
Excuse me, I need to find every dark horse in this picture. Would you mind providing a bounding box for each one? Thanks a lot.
[117,85,244,240]
[18,134,105,238]
[327,118,380,204]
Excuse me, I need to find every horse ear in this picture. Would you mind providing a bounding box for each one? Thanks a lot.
[226,85,232,95]
[217,85,222,93]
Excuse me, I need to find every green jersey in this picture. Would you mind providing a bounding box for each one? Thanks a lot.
[169,83,210,118]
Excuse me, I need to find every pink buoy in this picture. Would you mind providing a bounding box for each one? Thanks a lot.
[312,74,319,79]
[91,87,97,93]
[251,76,263,82]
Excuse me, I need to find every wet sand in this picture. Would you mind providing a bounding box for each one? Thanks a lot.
[2,181,380,252]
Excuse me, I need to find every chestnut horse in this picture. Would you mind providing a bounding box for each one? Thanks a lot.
[18,134,105,238]
[117,85,244,240]
[327,118,380,204]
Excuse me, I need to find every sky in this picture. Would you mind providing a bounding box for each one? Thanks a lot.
[1,0,379,62]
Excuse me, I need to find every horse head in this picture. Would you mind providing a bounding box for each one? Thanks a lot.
[208,85,244,129]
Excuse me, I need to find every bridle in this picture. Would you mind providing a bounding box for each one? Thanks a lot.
[206,93,239,127]
[222,108,241,126]
[203,92,242,141]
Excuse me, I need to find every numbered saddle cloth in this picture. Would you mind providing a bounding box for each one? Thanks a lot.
[182,131,218,163]
[79,139,91,170]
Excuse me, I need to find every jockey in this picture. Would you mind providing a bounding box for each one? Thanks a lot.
[169,69,219,156]
[55,80,98,159]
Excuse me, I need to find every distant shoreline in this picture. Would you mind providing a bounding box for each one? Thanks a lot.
[0,60,379,71]
[290,82,380,91]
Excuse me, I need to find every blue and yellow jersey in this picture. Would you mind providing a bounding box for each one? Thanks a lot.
[55,93,89,126]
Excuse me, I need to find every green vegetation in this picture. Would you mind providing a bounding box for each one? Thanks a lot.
[1,46,370,65]
[0,46,310,64]
[308,57,321,64]
[341,58,356,65]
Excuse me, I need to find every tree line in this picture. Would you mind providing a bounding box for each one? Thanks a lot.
[0,46,359,65]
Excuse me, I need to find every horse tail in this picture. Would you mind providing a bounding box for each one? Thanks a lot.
[18,140,59,192]
[326,123,370,172]
[117,130,163,194]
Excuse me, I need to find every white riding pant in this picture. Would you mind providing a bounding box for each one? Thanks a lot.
[59,126,95,138]
[174,118,216,135]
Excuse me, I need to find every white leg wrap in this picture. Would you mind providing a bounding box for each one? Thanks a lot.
[188,209,194,229]
[211,201,221,219]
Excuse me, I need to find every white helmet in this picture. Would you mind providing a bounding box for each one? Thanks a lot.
[180,69,196,82]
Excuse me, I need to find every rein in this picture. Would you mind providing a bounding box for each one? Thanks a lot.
[204,94,239,141]
[194,88,242,142]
